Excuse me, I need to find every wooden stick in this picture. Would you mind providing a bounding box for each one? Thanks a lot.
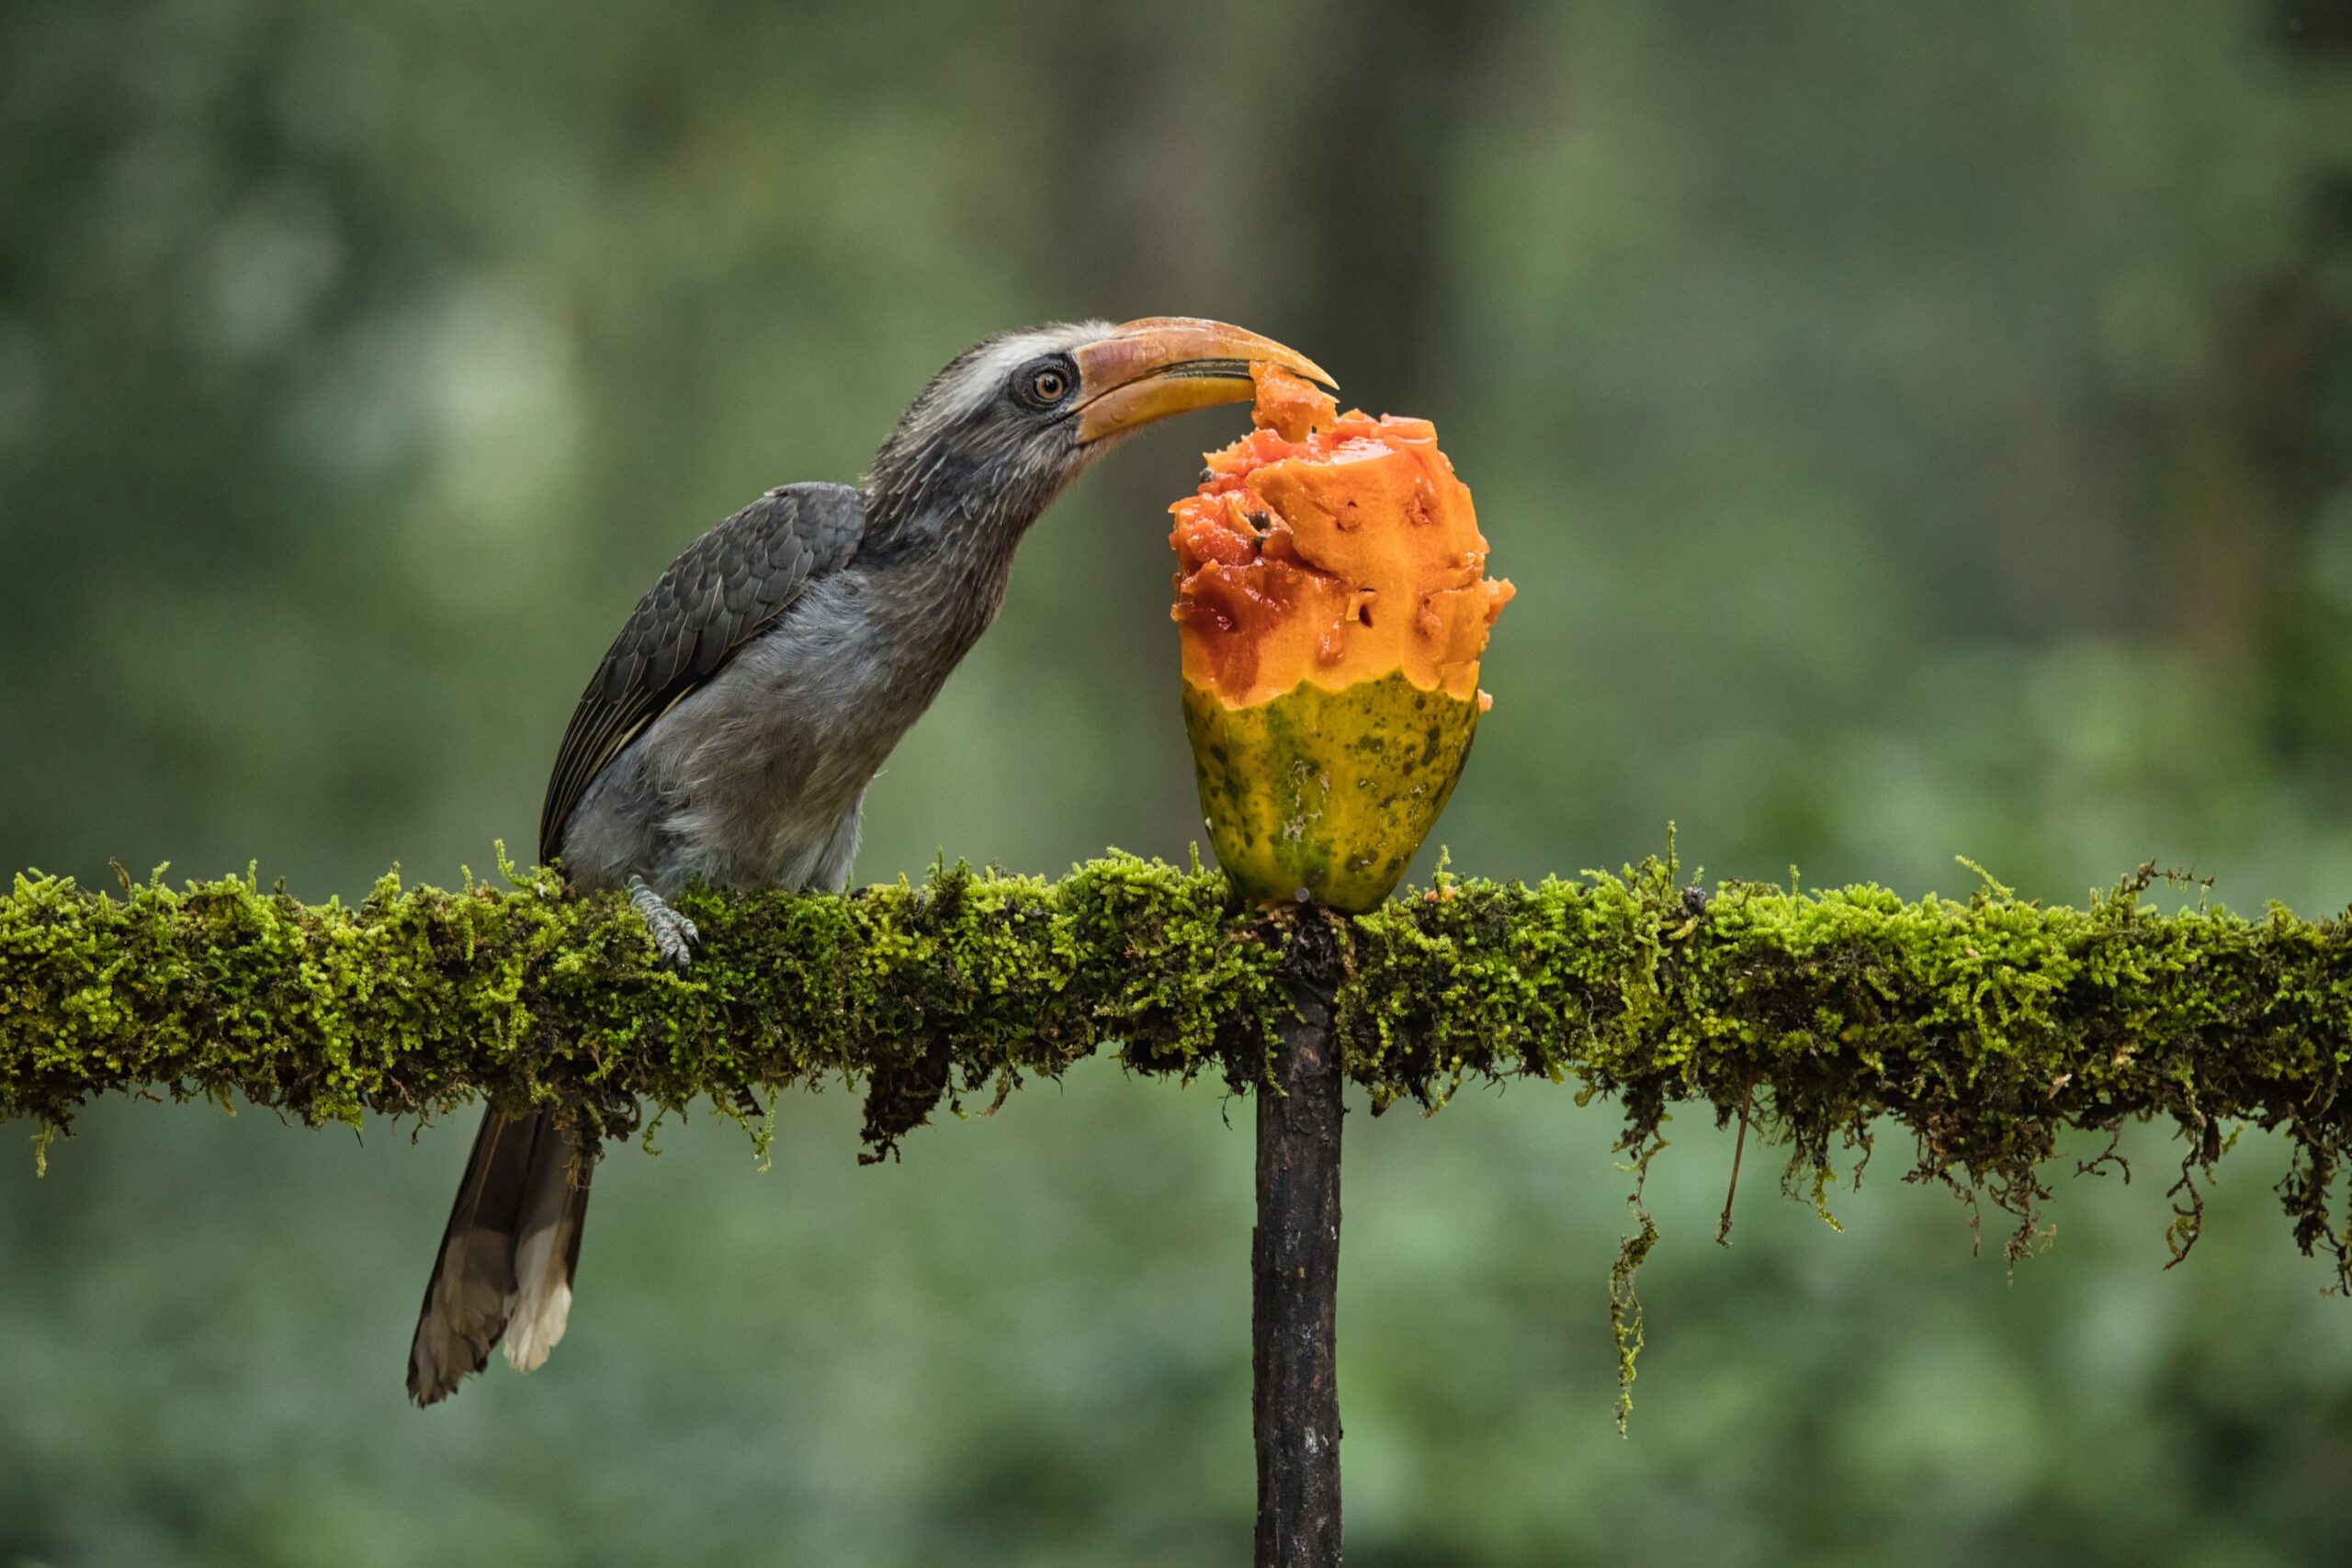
[1253,907,1345,1567]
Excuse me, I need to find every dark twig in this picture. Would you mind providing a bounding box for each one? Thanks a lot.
[1718,1066,1758,1247]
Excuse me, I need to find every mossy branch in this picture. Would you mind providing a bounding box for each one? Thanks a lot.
[5,851,2350,1293]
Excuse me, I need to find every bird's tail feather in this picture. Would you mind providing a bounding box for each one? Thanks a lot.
[406,1107,592,1404]
[504,1121,589,1372]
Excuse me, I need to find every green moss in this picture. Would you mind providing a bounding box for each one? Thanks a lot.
[0,852,1283,1160]
[6,846,2351,1311]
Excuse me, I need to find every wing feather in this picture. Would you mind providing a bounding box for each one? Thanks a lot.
[538,482,865,864]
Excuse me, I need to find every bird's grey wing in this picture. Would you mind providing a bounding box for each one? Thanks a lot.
[538,482,865,864]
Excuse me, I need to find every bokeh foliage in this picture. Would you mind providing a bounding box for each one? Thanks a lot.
[6,1,2352,1564]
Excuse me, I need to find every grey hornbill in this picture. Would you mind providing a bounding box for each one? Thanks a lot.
[407,317,1335,1404]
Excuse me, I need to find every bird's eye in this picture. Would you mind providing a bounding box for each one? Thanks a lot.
[1012,355,1078,412]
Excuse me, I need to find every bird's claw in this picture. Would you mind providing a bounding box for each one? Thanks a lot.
[627,877,699,968]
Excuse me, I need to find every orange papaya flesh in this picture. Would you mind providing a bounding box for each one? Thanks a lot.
[1170,366,1511,910]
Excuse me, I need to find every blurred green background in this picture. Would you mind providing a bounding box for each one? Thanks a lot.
[7,1,2352,1562]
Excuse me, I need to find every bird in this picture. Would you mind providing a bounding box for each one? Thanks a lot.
[406,317,1335,1404]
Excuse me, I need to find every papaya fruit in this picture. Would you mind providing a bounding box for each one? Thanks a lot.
[1170,366,1512,911]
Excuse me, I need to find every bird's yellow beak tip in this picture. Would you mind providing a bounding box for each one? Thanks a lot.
[1073,318,1333,444]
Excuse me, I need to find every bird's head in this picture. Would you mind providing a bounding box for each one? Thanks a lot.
[865,317,1335,548]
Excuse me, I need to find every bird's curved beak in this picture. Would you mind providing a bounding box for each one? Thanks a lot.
[1072,318,1336,445]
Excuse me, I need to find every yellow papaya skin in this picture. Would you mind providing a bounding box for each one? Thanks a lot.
[1183,671,1477,913]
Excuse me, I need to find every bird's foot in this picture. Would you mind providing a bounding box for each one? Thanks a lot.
[627,876,699,967]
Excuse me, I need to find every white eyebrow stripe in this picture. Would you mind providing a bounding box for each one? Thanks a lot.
[930,324,1107,424]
